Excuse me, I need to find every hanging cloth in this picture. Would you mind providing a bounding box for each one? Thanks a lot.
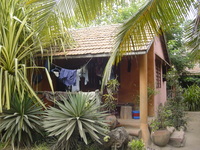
[59,68,77,86]
[72,69,81,92]
[82,66,89,85]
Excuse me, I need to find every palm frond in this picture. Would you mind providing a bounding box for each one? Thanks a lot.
[187,4,200,61]
[102,0,196,90]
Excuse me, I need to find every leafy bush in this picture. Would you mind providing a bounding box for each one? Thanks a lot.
[103,93,117,113]
[0,93,43,149]
[165,98,187,130]
[43,92,109,150]
[128,139,145,150]
[150,104,173,132]
[183,84,200,111]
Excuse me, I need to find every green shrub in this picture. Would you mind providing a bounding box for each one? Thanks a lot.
[150,104,173,132]
[128,139,145,150]
[43,92,109,150]
[0,93,43,149]
[165,99,187,130]
[183,84,200,111]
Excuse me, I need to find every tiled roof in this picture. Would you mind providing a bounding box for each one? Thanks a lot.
[43,24,153,58]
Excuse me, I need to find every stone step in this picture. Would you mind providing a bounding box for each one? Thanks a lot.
[169,130,185,147]
[117,119,140,128]
[125,128,141,138]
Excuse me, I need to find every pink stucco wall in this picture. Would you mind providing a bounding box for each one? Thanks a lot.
[154,37,165,60]
[153,36,167,115]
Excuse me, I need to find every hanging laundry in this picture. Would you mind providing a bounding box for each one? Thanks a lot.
[59,68,77,86]
[82,66,89,85]
[72,69,81,92]
[51,67,61,77]
[53,71,59,77]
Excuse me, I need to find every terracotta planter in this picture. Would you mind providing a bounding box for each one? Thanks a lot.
[151,129,170,147]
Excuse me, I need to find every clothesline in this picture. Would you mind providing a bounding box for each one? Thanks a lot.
[51,57,93,70]
[49,58,91,92]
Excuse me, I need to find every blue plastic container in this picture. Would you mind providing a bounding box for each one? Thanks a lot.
[132,110,140,119]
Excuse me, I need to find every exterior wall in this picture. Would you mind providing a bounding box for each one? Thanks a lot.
[154,37,167,115]
[154,36,166,60]
[113,37,168,117]
[118,56,140,108]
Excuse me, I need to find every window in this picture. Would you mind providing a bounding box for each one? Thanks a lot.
[156,60,161,88]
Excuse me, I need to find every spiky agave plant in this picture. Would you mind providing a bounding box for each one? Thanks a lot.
[43,92,109,150]
[0,92,43,149]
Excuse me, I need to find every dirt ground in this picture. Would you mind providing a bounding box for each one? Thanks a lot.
[148,111,200,150]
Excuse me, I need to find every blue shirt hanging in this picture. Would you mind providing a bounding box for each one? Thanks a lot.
[59,68,77,86]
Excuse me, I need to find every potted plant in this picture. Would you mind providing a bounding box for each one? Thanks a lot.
[106,78,120,94]
[103,79,120,129]
[103,78,120,113]
[103,93,117,113]
[150,104,173,147]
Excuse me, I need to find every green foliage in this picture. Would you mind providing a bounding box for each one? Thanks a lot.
[103,93,117,113]
[43,92,109,150]
[0,93,43,149]
[150,104,173,132]
[128,139,145,150]
[103,79,120,113]
[185,2,200,61]
[166,68,181,93]
[107,79,120,94]
[134,87,158,110]
[165,69,187,130]
[166,21,194,75]
[93,0,146,25]
[165,99,187,130]
[180,75,200,88]
[32,143,50,150]
[183,84,200,111]
[167,39,193,74]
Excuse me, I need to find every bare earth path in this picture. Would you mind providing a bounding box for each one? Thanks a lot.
[149,111,200,150]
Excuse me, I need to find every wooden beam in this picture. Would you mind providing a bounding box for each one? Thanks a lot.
[139,54,150,145]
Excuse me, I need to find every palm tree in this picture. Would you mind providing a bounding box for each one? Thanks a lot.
[102,0,198,86]
[0,0,122,112]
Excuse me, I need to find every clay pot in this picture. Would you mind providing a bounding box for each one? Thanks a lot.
[151,129,171,147]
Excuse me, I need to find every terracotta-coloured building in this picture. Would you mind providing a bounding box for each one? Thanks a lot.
[34,24,170,117]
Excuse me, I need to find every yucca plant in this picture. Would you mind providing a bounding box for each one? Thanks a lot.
[43,92,109,150]
[0,92,43,149]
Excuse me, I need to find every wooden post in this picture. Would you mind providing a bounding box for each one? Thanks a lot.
[139,54,150,145]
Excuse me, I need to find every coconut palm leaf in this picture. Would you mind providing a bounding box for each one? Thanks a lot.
[187,4,200,60]
[102,0,197,89]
